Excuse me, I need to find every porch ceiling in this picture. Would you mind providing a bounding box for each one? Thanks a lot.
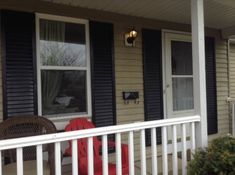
[43,0,235,29]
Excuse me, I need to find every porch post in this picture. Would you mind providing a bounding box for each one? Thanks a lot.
[191,0,208,147]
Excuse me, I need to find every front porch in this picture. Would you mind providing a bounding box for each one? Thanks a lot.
[0,0,235,175]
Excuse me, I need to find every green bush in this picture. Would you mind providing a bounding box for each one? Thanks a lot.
[187,135,235,175]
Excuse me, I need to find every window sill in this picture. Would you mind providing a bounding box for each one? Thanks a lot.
[44,114,91,130]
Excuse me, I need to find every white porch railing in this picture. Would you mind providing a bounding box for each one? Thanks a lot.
[0,115,200,175]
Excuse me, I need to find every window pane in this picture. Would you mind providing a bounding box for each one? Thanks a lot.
[40,19,86,66]
[171,41,192,75]
[172,77,194,111]
[41,70,87,116]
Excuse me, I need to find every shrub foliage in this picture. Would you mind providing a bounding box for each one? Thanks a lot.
[187,136,235,175]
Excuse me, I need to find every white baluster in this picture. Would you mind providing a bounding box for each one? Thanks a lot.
[72,140,78,175]
[181,124,187,175]
[36,145,43,175]
[17,147,23,175]
[55,142,61,175]
[191,122,196,157]
[102,135,108,175]
[162,126,168,175]
[88,137,94,175]
[140,129,146,175]
[172,125,178,175]
[151,128,157,175]
[116,133,122,175]
[128,131,135,175]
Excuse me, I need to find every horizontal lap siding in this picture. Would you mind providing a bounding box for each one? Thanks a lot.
[114,26,162,160]
[114,24,145,160]
[114,24,144,125]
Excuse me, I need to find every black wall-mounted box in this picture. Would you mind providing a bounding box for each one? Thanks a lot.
[122,91,139,100]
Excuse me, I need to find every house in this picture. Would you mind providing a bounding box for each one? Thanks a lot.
[0,0,235,174]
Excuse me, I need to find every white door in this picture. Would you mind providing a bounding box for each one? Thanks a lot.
[164,32,195,119]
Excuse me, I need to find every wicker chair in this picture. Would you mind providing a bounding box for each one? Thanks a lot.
[0,116,57,175]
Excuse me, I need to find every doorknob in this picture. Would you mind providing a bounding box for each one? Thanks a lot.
[166,84,170,88]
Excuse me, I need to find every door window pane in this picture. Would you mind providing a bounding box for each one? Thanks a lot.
[172,78,194,111]
[171,41,192,75]
[41,70,87,115]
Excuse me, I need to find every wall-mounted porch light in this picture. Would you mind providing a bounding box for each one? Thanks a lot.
[125,27,138,47]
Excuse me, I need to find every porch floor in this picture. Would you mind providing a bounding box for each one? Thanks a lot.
[62,155,183,175]
[134,156,183,175]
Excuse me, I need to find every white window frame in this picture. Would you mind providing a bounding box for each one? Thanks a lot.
[162,30,196,119]
[35,13,92,123]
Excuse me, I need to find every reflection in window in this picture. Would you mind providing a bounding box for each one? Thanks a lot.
[171,41,192,75]
[40,41,86,66]
[41,70,87,115]
[40,19,86,67]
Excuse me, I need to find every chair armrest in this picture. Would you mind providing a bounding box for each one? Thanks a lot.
[63,139,103,157]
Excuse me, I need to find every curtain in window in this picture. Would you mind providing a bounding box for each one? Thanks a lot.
[40,20,66,65]
[40,20,65,114]
[172,78,194,111]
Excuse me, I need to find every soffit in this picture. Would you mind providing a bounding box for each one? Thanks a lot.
[43,0,235,29]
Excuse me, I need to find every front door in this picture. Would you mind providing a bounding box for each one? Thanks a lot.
[164,32,195,119]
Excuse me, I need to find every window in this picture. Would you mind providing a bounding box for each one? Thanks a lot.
[171,41,194,111]
[36,14,91,119]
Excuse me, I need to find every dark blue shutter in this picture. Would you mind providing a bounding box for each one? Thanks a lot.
[1,10,37,118]
[205,37,218,134]
[142,29,163,145]
[89,21,116,127]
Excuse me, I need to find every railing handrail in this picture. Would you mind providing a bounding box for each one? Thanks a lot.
[0,115,200,150]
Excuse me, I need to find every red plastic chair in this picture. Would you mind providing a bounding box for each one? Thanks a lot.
[64,118,129,175]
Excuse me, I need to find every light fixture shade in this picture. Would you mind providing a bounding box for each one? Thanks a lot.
[125,27,138,47]
[129,29,137,38]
